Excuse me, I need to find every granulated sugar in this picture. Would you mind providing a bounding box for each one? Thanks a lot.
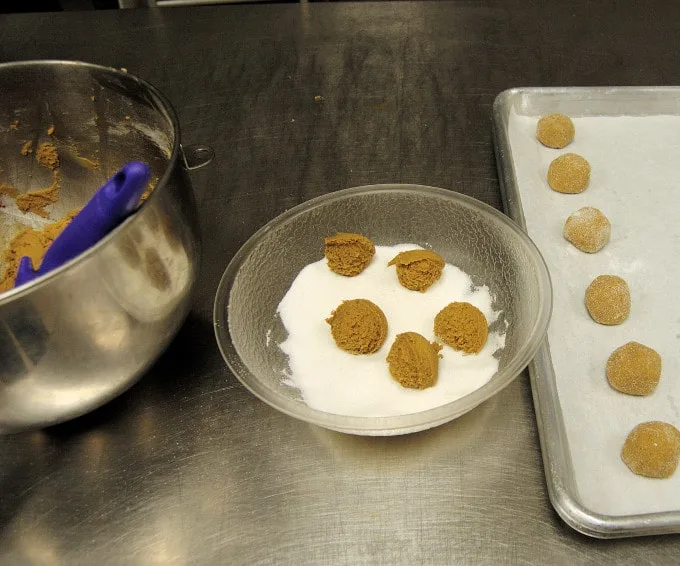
[276,244,506,417]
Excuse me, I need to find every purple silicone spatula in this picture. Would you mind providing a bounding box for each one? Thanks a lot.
[15,161,151,288]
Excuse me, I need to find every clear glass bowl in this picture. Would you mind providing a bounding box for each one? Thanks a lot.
[214,185,552,436]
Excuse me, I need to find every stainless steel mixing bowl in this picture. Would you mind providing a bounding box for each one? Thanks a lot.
[0,61,210,433]
[214,185,552,436]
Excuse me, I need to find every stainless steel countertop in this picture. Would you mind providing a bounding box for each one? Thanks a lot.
[1,2,680,564]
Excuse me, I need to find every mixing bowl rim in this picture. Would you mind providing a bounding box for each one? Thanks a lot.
[213,184,553,435]
[0,59,181,306]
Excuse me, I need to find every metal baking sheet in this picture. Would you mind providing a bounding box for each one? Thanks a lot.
[493,87,680,538]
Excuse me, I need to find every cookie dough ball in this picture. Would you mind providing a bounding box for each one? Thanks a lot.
[434,302,488,354]
[607,342,662,396]
[564,207,611,253]
[326,299,387,354]
[585,275,630,325]
[536,113,575,149]
[622,421,680,479]
[324,232,375,276]
[388,249,445,292]
[547,153,591,194]
[386,332,442,390]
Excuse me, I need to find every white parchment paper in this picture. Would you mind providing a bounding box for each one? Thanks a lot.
[509,111,680,517]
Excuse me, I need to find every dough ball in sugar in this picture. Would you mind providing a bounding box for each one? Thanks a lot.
[433,302,488,354]
[324,232,375,276]
[326,299,387,354]
[387,249,445,292]
[386,332,442,390]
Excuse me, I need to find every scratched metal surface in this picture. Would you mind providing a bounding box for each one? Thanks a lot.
[0,1,679,564]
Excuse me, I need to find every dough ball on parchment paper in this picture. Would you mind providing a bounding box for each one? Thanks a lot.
[564,207,611,253]
[606,341,662,396]
[548,153,591,194]
[585,275,630,325]
[622,421,680,479]
[536,113,575,149]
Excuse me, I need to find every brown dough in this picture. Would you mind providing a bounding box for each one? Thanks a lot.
[36,142,59,170]
[15,173,60,218]
[536,113,575,149]
[0,184,19,198]
[0,208,80,292]
[20,140,33,156]
[388,249,445,292]
[547,153,591,194]
[585,275,630,325]
[326,299,387,354]
[434,302,488,354]
[622,421,680,479]
[606,342,661,396]
[324,232,375,276]
[386,332,442,390]
[563,207,611,253]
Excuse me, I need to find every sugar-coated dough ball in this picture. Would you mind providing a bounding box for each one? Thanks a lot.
[622,421,680,479]
[563,207,611,253]
[548,153,591,194]
[585,275,630,325]
[606,341,662,396]
[536,114,575,149]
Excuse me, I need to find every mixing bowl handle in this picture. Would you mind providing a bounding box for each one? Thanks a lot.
[181,144,214,171]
